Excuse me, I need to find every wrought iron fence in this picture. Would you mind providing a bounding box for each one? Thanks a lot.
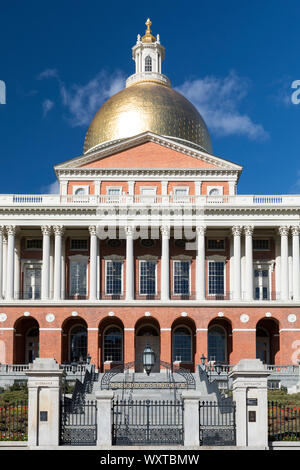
[60,399,97,446]
[0,401,28,441]
[199,400,236,446]
[112,399,184,445]
[268,401,300,441]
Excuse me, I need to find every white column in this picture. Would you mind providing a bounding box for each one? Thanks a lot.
[53,225,64,300]
[125,226,134,301]
[196,226,206,301]
[0,227,4,299]
[5,225,16,300]
[279,226,289,301]
[95,390,114,446]
[292,226,300,301]
[89,225,98,301]
[41,226,51,300]
[2,236,7,299]
[232,226,242,301]
[160,225,170,301]
[244,226,254,301]
[61,236,66,300]
[14,237,20,299]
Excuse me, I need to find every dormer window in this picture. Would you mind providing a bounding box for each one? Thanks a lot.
[145,55,152,72]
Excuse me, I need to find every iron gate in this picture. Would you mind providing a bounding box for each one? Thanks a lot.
[199,400,236,446]
[112,399,184,445]
[60,399,97,446]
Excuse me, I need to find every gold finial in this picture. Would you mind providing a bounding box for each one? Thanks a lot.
[142,18,156,43]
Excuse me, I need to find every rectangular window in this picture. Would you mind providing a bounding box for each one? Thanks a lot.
[253,239,270,250]
[208,261,225,295]
[254,268,269,300]
[139,260,156,296]
[106,261,123,295]
[207,239,225,250]
[23,265,41,299]
[107,187,121,195]
[26,239,42,250]
[173,260,190,295]
[70,261,87,297]
[70,239,88,251]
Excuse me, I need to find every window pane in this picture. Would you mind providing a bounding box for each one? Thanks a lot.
[24,266,41,299]
[208,326,226,362]
[104,328,122,362]
[172,327,192,362]
[208,261,224,295]
[70,261,87,296]
[145,55,152,72]
[70,239,88,250]
[173,261,190,295]
[140,261,156,295]
[106,261,122,295]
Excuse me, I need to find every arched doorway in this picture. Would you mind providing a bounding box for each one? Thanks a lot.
[207,319,232,363]
[135,320,160,373]
[14,317,39,364]
[256,319,279,364]
[61,317,88,363]
[98,317,124,371]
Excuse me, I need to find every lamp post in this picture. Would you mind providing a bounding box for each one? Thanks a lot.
[142,343,156,376]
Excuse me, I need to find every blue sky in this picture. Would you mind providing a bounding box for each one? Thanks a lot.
[0,0,300,195]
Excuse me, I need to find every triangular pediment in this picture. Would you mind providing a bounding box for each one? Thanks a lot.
[54,132,242,173]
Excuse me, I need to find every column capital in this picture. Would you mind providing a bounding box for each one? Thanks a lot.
[5,225,17,236]
[125,225,135,237]
[244,225,254,236]
[53,225,65,236]
[88,225,97,236]
[232,225,243,236]
[41,225,52,236]
[0,226,5,236]
[160,225,170,238]
[291,226,300,236]
[196,226,206,236]
[278,226,290,237]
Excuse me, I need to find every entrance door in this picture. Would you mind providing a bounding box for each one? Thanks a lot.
[256,328,270,364]
[25,328,39,363]
[135,326,160,373]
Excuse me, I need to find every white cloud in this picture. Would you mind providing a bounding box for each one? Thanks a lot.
[176,71,268,140]
[42,180,60,194]
[42,99,54,117]
[38,69,125,126]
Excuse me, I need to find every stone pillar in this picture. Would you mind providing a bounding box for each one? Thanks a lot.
[196,226,206,300]
[95,390,114,447]
[2,235,7,299]
[292,226,300,301]
[25,358,65,447]
[41,226,51,300]
[125,226,134,301]
[5,225,16,300]
[89,225,98,301]
[14,236,20,300]
[244,226,254,301]
[0,227,4,299]
[229,358,270,449]
[53,225,64,300]
[182,391,202,446]
[232,226,242,301]
[279,226,289,301]
[160,225,170,301]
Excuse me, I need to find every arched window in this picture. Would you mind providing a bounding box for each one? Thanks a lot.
[145,55,152,72]
[70,325,87,362]
[172,327,192,362]
[208,326,226,362]
[209,188,220,196]
[103,327,123,362]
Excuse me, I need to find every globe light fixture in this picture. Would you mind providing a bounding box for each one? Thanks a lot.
[142,343,156,376]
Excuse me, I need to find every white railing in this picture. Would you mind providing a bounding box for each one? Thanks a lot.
[0,194,299,207]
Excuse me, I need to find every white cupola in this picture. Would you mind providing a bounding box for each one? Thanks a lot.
[126,19,171,88]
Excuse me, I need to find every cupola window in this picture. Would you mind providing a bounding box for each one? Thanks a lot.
[145,55,152,72]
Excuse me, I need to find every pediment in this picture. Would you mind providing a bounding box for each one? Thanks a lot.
[55,132,242,173]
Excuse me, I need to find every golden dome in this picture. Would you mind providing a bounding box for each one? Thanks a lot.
[83,81,212,154]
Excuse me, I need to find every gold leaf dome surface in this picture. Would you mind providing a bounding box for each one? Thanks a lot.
[83,81,212,154]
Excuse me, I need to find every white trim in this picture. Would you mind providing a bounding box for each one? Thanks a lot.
[232,328,256,332]
[279,328,300,332]
[39,328,62,331]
